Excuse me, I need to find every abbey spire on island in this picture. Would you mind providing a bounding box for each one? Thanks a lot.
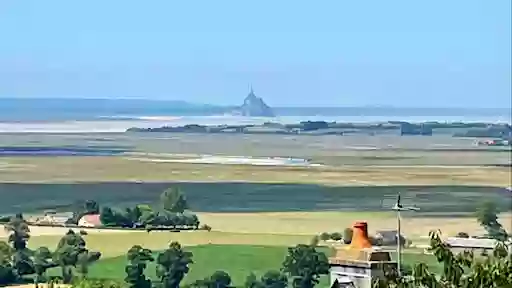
[231,85,275,117]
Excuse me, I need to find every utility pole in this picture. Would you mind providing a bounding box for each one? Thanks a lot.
[392,193,419,276]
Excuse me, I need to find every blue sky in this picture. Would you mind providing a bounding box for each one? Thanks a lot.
[0,0,510,107]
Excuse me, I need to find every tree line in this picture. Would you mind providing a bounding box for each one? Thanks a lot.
[60,187,207,231]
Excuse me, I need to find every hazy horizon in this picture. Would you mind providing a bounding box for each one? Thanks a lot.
[0,96,510,110]
[1,0,510,108]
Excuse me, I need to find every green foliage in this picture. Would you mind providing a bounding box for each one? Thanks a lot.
[99,187,199,230]
[34,246,58,284]
[54,230,101,283]
[161,187,189,213]
[342,228,353,244]
[5,213,35,276]
[200,224,212,232]
[318,232,331,241]
[455,231,470,238]
[309,236,320,247]
[329,232,342,241]
[100,207,134,228]
[244,271,288,288]
[156,241,194,288]
[0,241,16,284]
[125,245,154,288]
[475,201,509,241]
[67,200,101,225]
[6,213,30,250]
[189,271,232,288]
[374,230,512,288]
[281,244,329,288]
[70,279,124,288]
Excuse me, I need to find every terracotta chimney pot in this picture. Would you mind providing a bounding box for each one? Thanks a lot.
[349,221,372,249]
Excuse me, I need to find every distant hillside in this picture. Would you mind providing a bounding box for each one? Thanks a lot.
[0,98,510,121]
[0,98,227,121]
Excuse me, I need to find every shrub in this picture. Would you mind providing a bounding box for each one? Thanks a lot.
[330,232,342,241]
[343,228,353,244]
[310,235,320,246]
[456,232,470,238]
[319,232,331,241]
[369,235,382,246]
[200,224,212,232]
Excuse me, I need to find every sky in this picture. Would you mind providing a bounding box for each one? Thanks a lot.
[0,0,510,108]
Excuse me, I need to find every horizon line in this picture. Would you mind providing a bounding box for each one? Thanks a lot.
[0,96,510,110]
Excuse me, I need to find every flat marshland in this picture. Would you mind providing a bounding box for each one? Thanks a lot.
[0,132,511,284]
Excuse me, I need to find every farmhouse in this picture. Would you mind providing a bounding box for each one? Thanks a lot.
[78,214,102,227]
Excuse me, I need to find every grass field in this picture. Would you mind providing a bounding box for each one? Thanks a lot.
[43,244,440,287]
[1,211,507,255]
[1,182,510,215]
[1,133,510,166]
[1,156,510,186]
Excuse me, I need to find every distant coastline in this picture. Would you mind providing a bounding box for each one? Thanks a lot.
[127,120,512,142]
[0,97,510,121]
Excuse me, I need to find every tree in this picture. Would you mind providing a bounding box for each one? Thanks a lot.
[156,241,193,288]
[54,230,101,283]
[161,187,189,213]
[475,201,509,241]
[330,232,342,242]
[319,233,331,241]
[84,200,100,215]
[33,246,57,285]
[190,271,232,288]
[281,244,329,288]
[125,245,154,288]
[5,213,30,251]
[0,241,15,285]
[455,232,470,238]
[260,271,288,288]
[67,200,101,225]
[5,213,34,276]
[245,273,262,288]
[374,230,512,287]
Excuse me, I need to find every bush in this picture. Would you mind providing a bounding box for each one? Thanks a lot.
[343,228,353,244]
[456,232,470,238]
[369,236,382,246]
[200,224,212,232]
[310,235,320,246]
[330,232,342,241]
[319,232,331,241]
[79,230,88,236]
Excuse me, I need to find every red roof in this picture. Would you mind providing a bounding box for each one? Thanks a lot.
[79,214,102,226]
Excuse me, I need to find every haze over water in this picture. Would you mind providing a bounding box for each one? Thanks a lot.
[0,98,510,133]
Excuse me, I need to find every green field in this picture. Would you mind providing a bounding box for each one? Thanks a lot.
[45,244,440,286]
[1,182,510,215]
